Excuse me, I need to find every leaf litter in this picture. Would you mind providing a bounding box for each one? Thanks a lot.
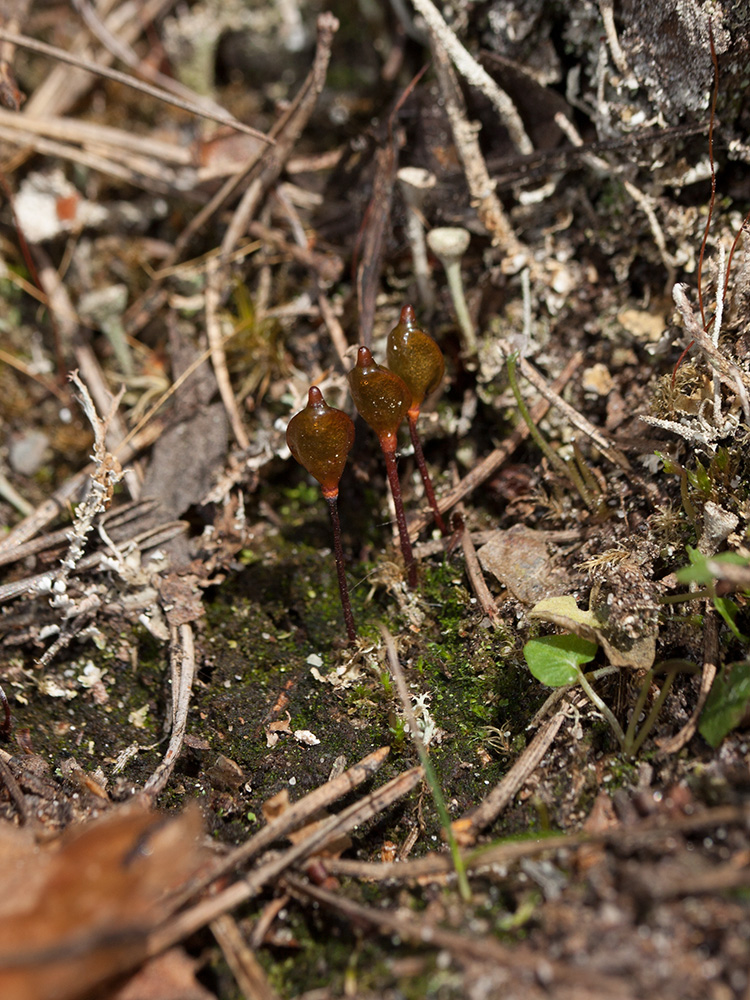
[0,2,750,998]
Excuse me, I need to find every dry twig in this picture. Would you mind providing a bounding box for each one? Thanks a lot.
[408,351,583,538]
[430,37,525,259]
[499,340,632,470]
[452,708,569,847]
[142,622,196,797]
[147,764,423,955]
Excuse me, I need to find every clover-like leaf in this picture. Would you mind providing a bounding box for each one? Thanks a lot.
[523,633,598,688]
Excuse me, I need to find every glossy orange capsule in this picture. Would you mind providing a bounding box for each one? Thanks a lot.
[287,386,357,641]
[347,346,411,455]
[386,304,445,420]
[286,386,355,499]
[348,346,417,587]
[386,305,447,535]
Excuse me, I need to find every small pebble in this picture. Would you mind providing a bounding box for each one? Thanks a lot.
[9,430,50,476]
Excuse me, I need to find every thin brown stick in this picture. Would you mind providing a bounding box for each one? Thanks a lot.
[327,496,357,642]
[321,800,750,882]
[382,447,418,587]
[500,341,631,470]
[247,220,343,284]
[123,13,339,340]
[0,106,194,166]
[673,284,750,419]
[146,765,423,955]
[452,708,568,847]
[0,756,30,825]
[0,123,187,197]
[211,915,281,1000]
[142,623,196,797]
[408,415,447,534]
[172,747,391,906]
[407,351,583,538]
[455,510,500,627]
[411,0,532,154]
[71,0,235,124]
[220,13,338,261]
[430,36,524,256]
[205,257,250,450]
[23,0,175,119]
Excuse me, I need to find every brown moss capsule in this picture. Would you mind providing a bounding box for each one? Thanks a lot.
[287,386,357,641]
[386,304,445,419]
[386,305,447,535]
[347,346,411,455]
[286,386,355,499]
[348,346,417,588]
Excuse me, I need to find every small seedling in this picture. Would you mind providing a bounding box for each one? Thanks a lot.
[523,633,696,757]
[286,386,357,642]
[347,346,418,587]
[386,304,447,534]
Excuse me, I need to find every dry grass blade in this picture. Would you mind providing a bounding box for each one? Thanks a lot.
[142,623,197,797]
[0,28,272,144]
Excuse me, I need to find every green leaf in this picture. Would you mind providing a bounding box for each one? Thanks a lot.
[699,660,750,748]
[676,546,748,587]
[713,596,748,642]
[523,634,598,688]
[676,547,749,640]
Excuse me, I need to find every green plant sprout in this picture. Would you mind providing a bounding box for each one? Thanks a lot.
[381,625,471,902]
[506,354,598,511]
[671,546,749,642]
[699,659,750,747]
[286,386,357,642]
[523,634,698,757]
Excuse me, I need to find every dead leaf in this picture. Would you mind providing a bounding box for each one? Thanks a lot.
[529,594,657,670]
[478,526,571,605]
[111,948,216,1000]
[0,805,206,1000]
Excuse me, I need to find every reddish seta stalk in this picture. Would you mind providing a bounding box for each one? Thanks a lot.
[348,346,418,588]
[286,387,357,642]
[386,304,447,535]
